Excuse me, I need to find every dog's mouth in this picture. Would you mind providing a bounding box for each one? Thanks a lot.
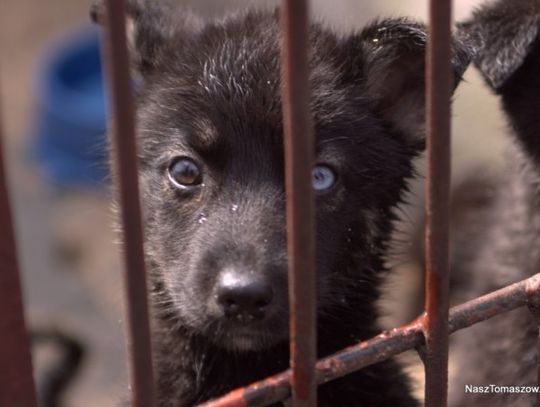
[212,324,288,352]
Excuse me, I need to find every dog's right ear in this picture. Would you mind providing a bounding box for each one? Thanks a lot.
[90,0,202,77]
[340,19,472,146]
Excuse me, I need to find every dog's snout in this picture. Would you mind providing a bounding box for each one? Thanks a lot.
[216,270,274,322]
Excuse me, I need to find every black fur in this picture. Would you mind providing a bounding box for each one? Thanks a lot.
[92,1,471,405]
[451,1,540,406]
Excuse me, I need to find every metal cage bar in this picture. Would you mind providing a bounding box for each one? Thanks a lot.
[280,0,317,405]
[102,1,156,405]
[423,0,453,406]
[525,277,540,405]
[0,103,37,407]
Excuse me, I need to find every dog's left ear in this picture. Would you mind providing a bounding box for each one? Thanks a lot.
[341,19,472,143]
[458,0,540,91]
[90,0,202,77]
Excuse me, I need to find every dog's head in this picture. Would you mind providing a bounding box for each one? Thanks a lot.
[93,0,470,352]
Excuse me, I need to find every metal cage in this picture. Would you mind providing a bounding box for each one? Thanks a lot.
[1,1,540,406]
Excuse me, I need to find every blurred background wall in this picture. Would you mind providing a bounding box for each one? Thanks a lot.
[0,0,507,405]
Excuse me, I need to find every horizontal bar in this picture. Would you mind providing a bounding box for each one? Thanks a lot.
[424,0,453,406]
[449,272,540,332]
[102,1,155,406]
[280,0,317,406]
[200,273,540,407]
[0,105,37,406]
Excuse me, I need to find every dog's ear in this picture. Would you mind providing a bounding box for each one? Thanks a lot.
[458,0,540,91]
[459,0,540,161]
[341,19,472,143]
[90,0,202,76]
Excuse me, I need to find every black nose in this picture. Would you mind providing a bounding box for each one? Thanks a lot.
[216,271,274,322]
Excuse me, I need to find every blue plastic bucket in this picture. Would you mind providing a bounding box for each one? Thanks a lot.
[31,26,108,188]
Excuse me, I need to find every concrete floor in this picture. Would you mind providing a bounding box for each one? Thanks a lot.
[0,0,508,406]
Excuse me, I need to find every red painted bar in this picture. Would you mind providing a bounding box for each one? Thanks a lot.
[0,104,37,407]
[201,273,540,407]
[424,0,453,406]
[102,1,155,405]
[524,273,540,406]
[280,0,317,406]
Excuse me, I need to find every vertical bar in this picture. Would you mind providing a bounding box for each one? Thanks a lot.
[536,333,540,407]
[102,1,155,406]
[0,105,38,406]
[526,279,540,407]
[280,1,317,406]
[423,0,452,406]
[535,323,540,407]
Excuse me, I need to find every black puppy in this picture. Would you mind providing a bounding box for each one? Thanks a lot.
[92,1,470,405]
[450,1,540,406]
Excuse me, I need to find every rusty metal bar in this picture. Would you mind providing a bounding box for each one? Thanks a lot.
[0,102,38,407]
[424,0,453,406]
[102,1,155,405]
[450,274,540,332]
[201,273,540,407]
[280,0,317,406]
[524,276,540,406]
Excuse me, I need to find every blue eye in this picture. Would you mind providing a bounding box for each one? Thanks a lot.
[312,165,336,192]
[168,157,202,188]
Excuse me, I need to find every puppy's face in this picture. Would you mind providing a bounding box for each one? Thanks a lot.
[93,2,470,352]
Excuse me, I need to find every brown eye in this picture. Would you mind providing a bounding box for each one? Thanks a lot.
[168,157,202,188]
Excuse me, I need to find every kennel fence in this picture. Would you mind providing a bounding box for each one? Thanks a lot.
[1,0,540,406]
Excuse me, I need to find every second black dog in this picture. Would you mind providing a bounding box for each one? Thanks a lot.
[451,1,540,406]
